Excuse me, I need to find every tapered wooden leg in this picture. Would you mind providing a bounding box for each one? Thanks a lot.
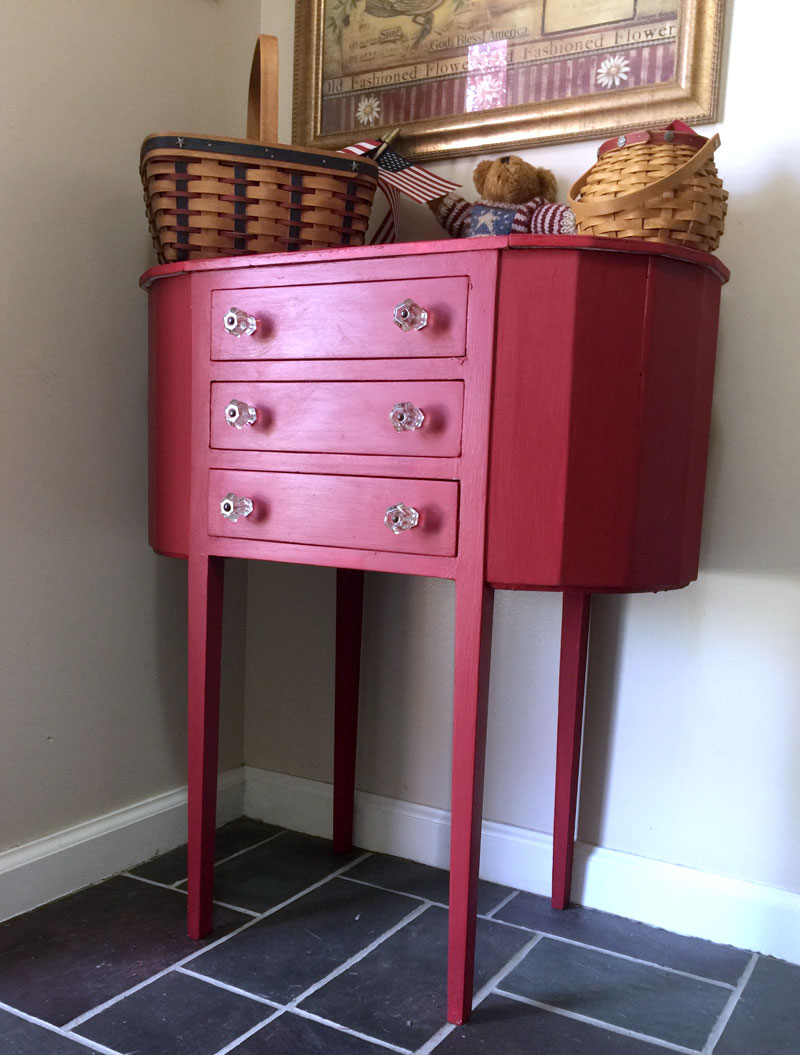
[551,590,592,910]
[333,568,365,853]
[186,553,225,939]
[447,578,495,1025]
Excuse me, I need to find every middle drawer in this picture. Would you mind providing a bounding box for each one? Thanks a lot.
[210,381,464,457]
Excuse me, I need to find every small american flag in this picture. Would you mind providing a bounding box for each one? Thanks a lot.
[341,138,460,243]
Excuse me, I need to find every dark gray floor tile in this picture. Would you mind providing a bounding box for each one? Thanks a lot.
[436,993,670,1052]
[299,904,532,1050]
[75,970,269,1054]
[500,936,730,1050]
[0,1010,98,1055]
[495,892,751,984]
[191,830,362,914]
[234,1011,393,1054]
[0,876,246,1026]
[344,853,512,915]
[191,877,419,1003]
[715,956,800,1054]
[131,817,281,885]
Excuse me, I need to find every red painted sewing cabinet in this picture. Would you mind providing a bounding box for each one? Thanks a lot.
[142,234,728,1024]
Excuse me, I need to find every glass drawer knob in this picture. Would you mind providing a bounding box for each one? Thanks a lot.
[390,401,424,432]
[385,503,419,533]
[393,299,428,332]
[224,399,257,428]
[220,493,253,523]
[223,307,257,337]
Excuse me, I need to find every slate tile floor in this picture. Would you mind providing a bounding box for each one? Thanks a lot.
[1,818,798,1054]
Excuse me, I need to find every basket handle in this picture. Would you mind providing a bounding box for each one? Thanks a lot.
[247,34,279,142]
[568,133,721,219]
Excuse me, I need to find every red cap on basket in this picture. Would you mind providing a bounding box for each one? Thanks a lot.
[597,119,708,158]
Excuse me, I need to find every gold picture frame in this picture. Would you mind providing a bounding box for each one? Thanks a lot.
[292,0,725,161]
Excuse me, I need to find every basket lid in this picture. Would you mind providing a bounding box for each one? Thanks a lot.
[140,133,379,180]
[597,120,708,159]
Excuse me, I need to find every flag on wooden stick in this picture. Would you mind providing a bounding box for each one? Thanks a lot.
[341,132,460,243]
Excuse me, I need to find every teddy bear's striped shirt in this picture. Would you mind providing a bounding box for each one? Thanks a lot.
[432,192,576,238]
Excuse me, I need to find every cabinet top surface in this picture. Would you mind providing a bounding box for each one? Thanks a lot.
[140,234,729,288]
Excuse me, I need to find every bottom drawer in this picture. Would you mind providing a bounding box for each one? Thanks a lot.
[208,470,458,556]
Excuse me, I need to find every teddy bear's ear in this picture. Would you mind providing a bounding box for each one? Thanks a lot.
[473,160,493,194]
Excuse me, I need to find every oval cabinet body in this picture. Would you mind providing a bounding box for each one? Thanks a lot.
[145,235,727,592]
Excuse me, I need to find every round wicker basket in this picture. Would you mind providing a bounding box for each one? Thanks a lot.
[568,126,727,253]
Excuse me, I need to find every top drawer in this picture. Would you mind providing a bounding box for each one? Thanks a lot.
[210,276,468,360]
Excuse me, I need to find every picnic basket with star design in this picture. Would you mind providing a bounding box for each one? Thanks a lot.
[140,36,378,263]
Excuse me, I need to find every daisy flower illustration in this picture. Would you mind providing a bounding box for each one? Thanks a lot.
[356,95,381,126]
[596,54,631,89]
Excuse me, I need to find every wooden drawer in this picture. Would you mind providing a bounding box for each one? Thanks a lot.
[210,381,464,457]
[210,276,468,360]
[208,469,458,555]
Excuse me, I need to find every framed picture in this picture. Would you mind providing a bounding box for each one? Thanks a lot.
[293,0,725,161]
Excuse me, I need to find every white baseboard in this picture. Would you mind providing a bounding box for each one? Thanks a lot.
[0,767,245,923]
[4,764,799,969]
[244,766,800,967]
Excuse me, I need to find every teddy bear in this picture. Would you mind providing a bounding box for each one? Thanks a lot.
[429,154,575,238]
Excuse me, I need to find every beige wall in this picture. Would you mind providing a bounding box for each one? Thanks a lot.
[0,0,261,851]
[2,0,797,912]
[251,1,800,897]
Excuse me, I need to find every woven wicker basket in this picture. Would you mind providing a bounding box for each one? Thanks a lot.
[568,123,727,253]
[141,37,378,263]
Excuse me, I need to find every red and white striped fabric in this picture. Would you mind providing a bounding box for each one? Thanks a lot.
[511,199,576,235]
[430,192,576,239]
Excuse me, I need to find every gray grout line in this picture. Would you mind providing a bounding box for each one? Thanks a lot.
[702,952,759,1054]
[483,916,737,990]
[474,931,544,1005]
[539,932,737,989]
[0,1000,123,1055]
[61,962,190,1032]
[340,873,522,924]
[285,901,431,1010]
[125,830,289,892]
[210,829,288,869]
[340,872,445,907]
[416,932,544,1055]
[61,850,374,1032]
[481,888,521,919]
[210,899,261,918]
[209,1010,284,1055]
[176,966,282,1008]
[123,869,283,919]
[121,871,187,893]
[289,1005,414,1054]
[494,988,704,1054]
[415,1017,456,1052]
[183,896,431,1055]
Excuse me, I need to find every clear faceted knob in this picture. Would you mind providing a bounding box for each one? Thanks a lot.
[220,493,253,523]
[224,399,257,428]
[385,503,419,533]
[390,402,425,432]
[393,299,428,332]
[223,307,257,337]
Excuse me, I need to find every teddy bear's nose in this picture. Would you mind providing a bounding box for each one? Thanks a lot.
[499,156,510,164]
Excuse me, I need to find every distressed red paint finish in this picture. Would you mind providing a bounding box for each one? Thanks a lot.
[143,234,727,1025]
